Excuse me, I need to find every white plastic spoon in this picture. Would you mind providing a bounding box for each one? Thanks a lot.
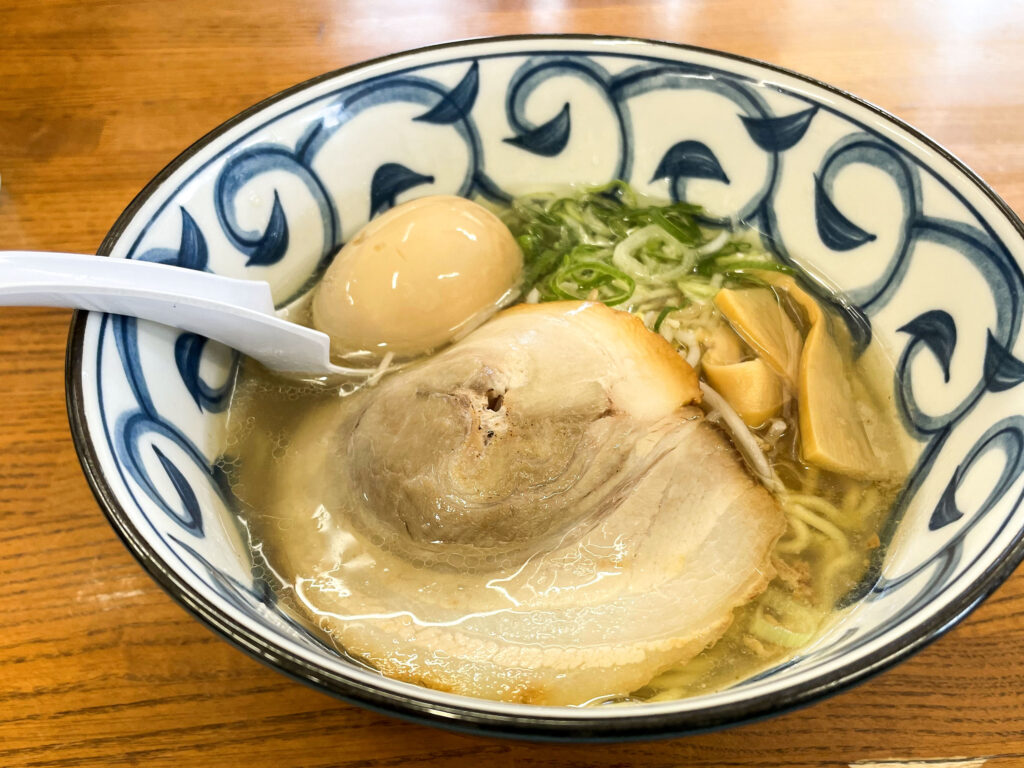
[0,251,372,377]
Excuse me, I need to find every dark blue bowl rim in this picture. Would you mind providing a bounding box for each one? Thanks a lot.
[64,33,1024,742]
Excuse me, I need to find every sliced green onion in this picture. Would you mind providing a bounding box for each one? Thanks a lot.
[501,181,785,312]
[695,229,730,256]
[677,275,721,301]
[651,209,701,246]
[748,588,821,648]
[653,305,681,333]
[549,261,635,306]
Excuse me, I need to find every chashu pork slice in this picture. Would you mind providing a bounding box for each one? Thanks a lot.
[256,301,786,705]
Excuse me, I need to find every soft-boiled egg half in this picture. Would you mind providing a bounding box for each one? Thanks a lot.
[312,195,523,359]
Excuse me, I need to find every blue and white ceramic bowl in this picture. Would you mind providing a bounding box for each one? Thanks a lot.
[67,36,1024,740]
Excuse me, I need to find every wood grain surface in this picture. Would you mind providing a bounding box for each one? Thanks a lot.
[2,1,1024,765]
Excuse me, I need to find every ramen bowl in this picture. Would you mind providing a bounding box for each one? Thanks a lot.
[67,35,1024,740]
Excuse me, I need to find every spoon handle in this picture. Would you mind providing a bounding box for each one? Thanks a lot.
[0,251,358,377]
[0,251,276,313]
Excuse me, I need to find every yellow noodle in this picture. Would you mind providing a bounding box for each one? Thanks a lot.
[775,514,812,554]
[841,483,862,516]
[785,502,850,552]
[783,492,858,530]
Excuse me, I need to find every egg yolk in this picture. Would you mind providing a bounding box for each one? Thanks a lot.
[312,195,523,359]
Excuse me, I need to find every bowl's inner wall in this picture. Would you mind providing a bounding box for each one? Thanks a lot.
[76,39,1024,718]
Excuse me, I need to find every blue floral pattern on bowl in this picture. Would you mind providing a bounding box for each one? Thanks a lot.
[67,36,1024,739]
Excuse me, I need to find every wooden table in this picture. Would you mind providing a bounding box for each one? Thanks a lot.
[3,1,1024,765]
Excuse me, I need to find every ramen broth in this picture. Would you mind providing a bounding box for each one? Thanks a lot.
[216,186,908,705]
[219,330,901,703]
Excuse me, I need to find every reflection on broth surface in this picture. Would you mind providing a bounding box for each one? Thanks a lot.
[218,185,909,706]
